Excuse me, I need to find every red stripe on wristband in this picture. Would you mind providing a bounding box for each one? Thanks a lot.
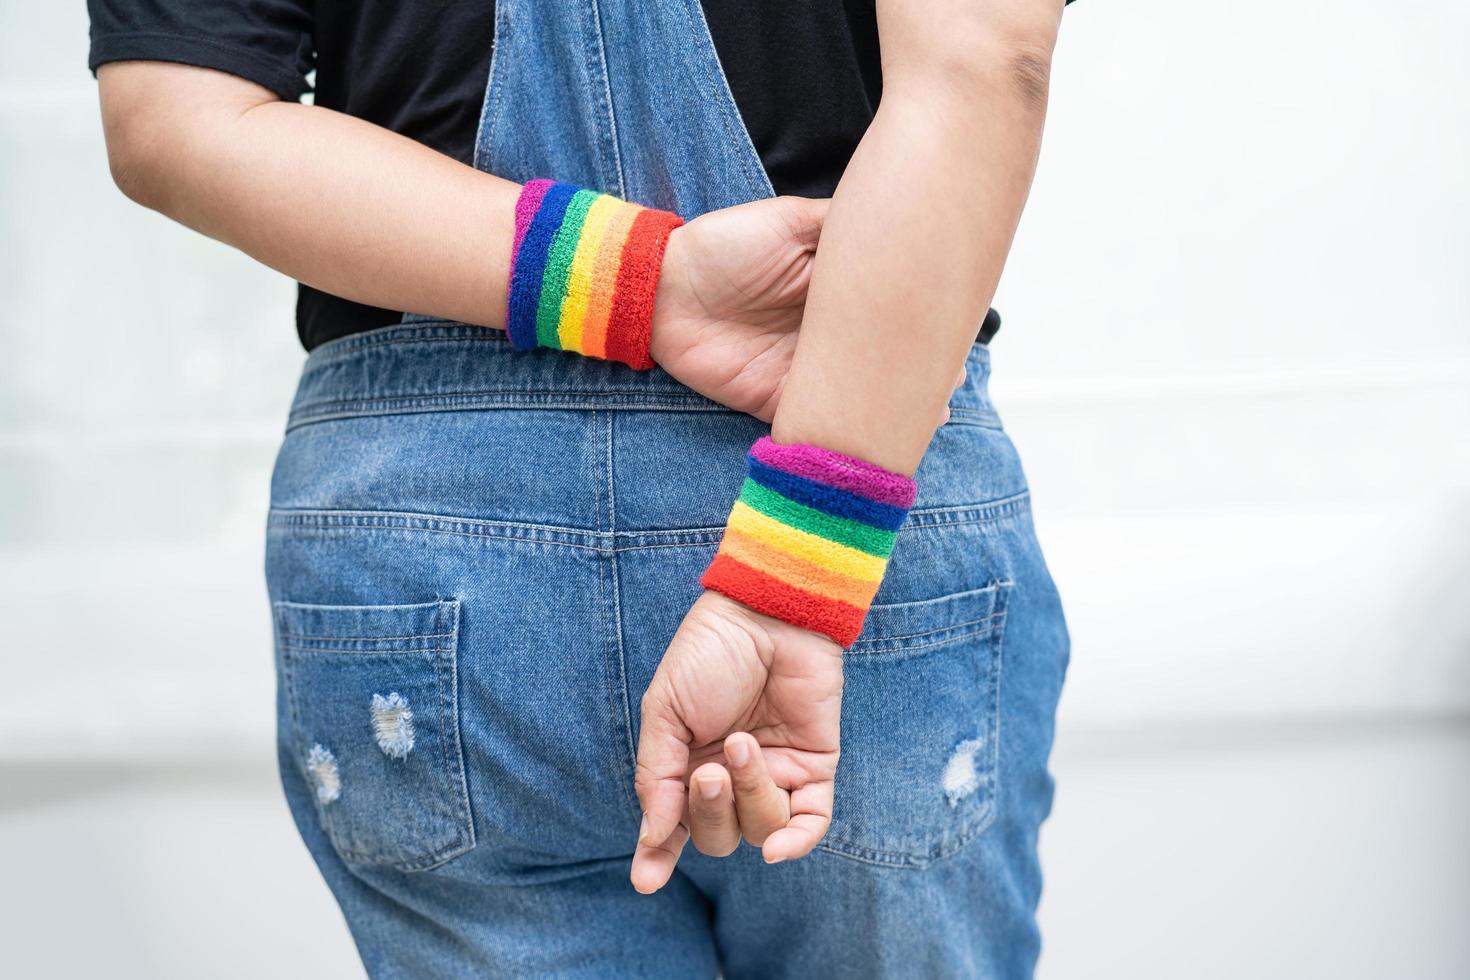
[603,207,683,371]
[701,438,918,647]
[702,553,870,648]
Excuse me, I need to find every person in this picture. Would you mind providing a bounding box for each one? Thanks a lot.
[89,0,1072,975]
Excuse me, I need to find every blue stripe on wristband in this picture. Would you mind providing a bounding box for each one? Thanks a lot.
[746,456,912,531]
[506,181,578,350]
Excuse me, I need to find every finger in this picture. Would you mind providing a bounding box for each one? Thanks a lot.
[634,693,692,853]
[955,364,967,389]
[630,823,689,895]
[761,780,834,864]
[938,404,951,427]
[725,733,789,846]
[686,763,741,857]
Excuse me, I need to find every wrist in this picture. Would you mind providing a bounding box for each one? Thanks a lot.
[505,179,682,370]
[696,588,843,652]
[647,224,690,366]
[700,436,918,647]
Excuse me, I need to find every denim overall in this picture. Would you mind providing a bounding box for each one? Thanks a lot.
[266,2,1070,976]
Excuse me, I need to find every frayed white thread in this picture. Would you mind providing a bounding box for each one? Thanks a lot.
[306,743,341,803]
[371,692,416,760]
[943,738,984,807]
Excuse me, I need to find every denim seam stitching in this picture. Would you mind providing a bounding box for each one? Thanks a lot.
[277,647,455,657]
[264,521,999,552]
[277,650,316,813]
[286,395,748,430]
[473,3,508,173]
[266,498,1031,552]
[985,587,1011,853]
[846,613,1004,654]
[303,324,511,359]
[273,499,1034,528]
[676,0,776,197]
[288,389,719,410]
[286,402,1004,430]
[604,411,641,812]
[305,320,993,364]
[276,632,456,643]
[427,603,468,868]
[274,610,314,839]
[444,598,478,861]
[585,0,627,198]
[844,623,1001,659]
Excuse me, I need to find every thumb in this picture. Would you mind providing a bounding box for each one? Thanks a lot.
[634,686,692,849]
[774,195,829,248]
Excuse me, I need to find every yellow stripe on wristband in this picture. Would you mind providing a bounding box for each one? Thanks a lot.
[557,193,623,352]
[725,502,888,582]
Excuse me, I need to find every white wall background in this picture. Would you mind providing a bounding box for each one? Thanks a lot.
[2,1,1466,977]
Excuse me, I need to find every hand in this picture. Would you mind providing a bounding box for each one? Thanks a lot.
[649,196,829,422]
[631,590,844,894]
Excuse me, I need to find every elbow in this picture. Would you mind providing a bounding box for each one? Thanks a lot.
[997,32,1057,114]
[99,88,174,211]
[887,1,1062,113]
[96,61,249,213]
[103,120,163,209]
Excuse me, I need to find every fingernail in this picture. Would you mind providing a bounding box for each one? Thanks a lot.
[696,776,722,800]
[638,813,652,845]
[727,738,750,767]
[766,855,786,865]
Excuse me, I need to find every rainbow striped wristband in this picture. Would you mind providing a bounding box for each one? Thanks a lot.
[700,437,918,647]
[506,179,684,370]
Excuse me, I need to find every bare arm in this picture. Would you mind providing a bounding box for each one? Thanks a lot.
[99,61,517,327]
[771,0,1063,473]
[632,0,1065,888]
[96,60,831,419]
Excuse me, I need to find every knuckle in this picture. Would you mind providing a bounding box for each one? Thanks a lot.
[692,836,738,858]
[632,764,656,796]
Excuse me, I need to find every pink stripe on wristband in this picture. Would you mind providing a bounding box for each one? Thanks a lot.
[702,437,918,647]
[508,178,554,285]
[748,437,918,509]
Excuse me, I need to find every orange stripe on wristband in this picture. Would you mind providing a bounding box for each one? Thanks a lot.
[578,201,641,360]
[701,438,918,647]
[718,528,882,609]
[505,180,681,368]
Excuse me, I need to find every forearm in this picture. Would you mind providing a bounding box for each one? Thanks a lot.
[99,62,517,328]
[770,1,1062,475]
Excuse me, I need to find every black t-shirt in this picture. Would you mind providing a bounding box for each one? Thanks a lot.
[88,1,1051,350]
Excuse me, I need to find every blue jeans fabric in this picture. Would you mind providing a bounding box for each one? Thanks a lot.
[266,324,1069,977]
[471,0,772,222]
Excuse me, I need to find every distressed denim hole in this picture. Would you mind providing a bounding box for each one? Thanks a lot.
[306,743,342,803]
[371,692,416,760]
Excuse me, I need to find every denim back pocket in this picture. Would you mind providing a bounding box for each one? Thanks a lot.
[274,598,475,872]
[821,581,1011,868]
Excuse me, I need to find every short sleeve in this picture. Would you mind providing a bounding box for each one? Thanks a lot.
[87,0,314,102]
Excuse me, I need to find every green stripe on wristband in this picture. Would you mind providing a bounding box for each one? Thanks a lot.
[738,478,899,558]
[536,188,599,348]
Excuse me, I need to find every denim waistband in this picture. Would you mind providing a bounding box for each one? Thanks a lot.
[286,321,999,431]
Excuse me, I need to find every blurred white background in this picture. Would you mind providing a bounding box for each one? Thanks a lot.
[2,1,1467,977]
